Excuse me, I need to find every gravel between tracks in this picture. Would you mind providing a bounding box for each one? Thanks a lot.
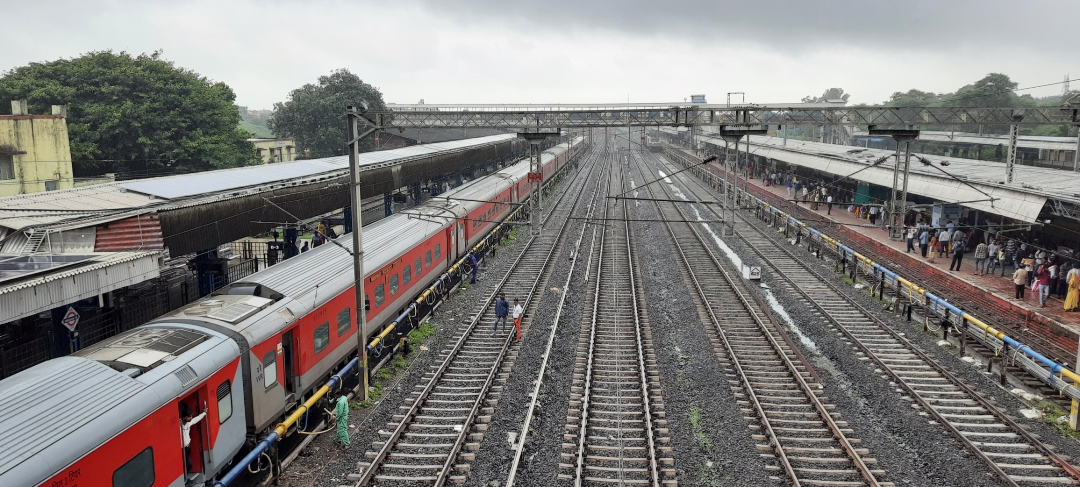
[730,207,1080,486]
[277,218,547,487]
[627,195,775,486]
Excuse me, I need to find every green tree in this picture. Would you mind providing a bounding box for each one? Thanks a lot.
[268,69,387,158]
[0,50,259,176]
[885,89,943,107]
[801,88,851,104]
[947,72,1033,107]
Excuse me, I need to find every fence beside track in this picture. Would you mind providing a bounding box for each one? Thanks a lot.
[662,146,1080,407]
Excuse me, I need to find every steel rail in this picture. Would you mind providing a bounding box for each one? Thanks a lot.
[572,154,662,486]
[656,146,1080,485]
[728,207,1080,486]
[355,140,596,486]
[505,142,610,486]
[665,144,1080,404]
[631,148,882,487]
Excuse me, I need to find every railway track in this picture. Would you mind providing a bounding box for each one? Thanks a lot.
[559,157,674,485]
[629,150,890,487]
[649,150,1080,486]
[352,142,605,485]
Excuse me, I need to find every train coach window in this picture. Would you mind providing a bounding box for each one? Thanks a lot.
[402,266,411,285]
[112,447,154,487]
[425,251,432,268]
[263,351,277,389]
[375,284,385,307]
[434,244,442,261]
[415,257,422,276]
[314,322,330,355]
[337,308,351,336]
[390,274,399,296]
[217,381,233,424]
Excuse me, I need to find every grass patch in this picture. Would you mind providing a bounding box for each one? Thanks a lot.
[1035,401,1080,439]
[409,322,436,342]
[689,407,712,450]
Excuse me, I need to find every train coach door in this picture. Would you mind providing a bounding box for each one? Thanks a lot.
[281,330,297,398]
[178,393,208,480]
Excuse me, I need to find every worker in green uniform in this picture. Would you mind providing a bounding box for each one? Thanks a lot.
[335,392,350,447]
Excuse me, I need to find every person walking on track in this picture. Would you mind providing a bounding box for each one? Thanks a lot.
[335,392,350,447]
[468,253,479,284]
[494,293,509,333]
[511,298,524,341]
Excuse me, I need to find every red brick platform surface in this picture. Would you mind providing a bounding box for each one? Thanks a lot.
[705,162,1080,362]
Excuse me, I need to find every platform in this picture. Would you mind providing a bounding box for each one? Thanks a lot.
[719,163,1080,360]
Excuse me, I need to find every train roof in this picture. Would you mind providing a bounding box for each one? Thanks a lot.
[0,325,239,486]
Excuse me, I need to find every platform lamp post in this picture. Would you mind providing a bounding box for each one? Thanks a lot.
[347,102,381,401]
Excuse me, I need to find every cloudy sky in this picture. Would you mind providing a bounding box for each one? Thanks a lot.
[3,0,1076,109]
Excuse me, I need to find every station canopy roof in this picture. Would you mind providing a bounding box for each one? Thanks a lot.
[668,127,1076,224]
[0,134,516,234]
[853,130,1078,152]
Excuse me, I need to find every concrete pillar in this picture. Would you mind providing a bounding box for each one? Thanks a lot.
[11,100,27,115]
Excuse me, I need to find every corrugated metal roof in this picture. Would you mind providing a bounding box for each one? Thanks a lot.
[118,134,515,200]
[853,130,1078,151]
[0,357,146,476]
[0,183,162,231]
[0,134,516,234]
[0,251,162,322]
[94,214,164,252]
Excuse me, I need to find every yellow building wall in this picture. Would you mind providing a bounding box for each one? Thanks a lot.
[249,138,296,163]
[0,116,74,196]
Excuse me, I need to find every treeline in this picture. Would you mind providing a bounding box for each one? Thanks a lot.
[0,51,386,177]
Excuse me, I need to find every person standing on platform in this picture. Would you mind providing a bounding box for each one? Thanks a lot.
[1013,265,1029,300]
[1035,263,1052,307]
[827,195,834,215]
[1064,266,1080,311]
[949,234,967,271]
[974,239,989,275]
[511,298,524,341]
[919,228,929,257]
[938,228,952,258]
[905,226,917,253]
[927,232,938,263]
[987,239,1001,275]
[786,177,792,196]
[946,220,955,233]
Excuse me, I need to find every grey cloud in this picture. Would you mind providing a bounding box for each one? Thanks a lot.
[409,0,1075,54]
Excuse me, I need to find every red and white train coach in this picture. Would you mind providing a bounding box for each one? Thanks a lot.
[0,137,584,487]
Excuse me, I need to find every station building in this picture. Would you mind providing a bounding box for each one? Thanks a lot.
[0,100,74,197]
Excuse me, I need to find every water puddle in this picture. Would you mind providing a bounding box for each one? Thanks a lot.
[765,290,818,351]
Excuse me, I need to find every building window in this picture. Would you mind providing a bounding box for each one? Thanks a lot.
[45,180,58,191]
[263,351,277,389]
[217,381,233,424]
[415,257,422,276]
[402,266,412,285]
[314,322,330,355]
[434,244,441,261]
[375,283,385,307]
[0,155,13,180]
[112,447,154,487]
[389,273,399,296]
[337,308,351,336]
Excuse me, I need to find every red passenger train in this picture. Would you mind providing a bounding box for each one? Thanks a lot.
[0,137,584,487]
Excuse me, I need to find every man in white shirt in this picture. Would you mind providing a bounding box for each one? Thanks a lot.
[180,407,206,471]
[512,299,524,341]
